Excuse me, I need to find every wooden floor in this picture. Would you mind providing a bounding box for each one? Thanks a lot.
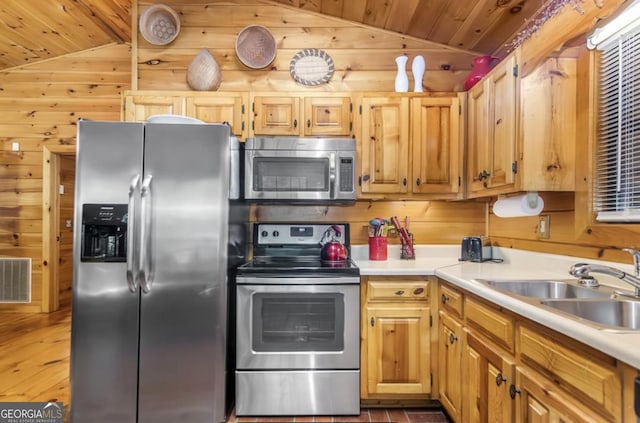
[0,307,450,423]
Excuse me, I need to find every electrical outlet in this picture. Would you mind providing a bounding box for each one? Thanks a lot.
[538,215,550,239]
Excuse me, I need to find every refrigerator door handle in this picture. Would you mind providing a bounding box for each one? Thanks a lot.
[126,174,141,293]
[139,174,153,293]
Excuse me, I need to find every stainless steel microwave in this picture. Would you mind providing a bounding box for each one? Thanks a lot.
[244,137,356,203]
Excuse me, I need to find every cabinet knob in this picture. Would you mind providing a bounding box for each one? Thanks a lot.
[509,384,521,399]
[449,333,457,344]
[413,287,424,295]
[307,119,311,128]
[370,317,375,327]
[441,294,449,304]
[294,119,298,128]
[395,290,405,296]
[496,373,507,386]
[416,178,421,186]
[403,178,407,186]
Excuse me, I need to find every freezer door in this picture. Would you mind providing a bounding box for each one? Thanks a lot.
[137,123,231,423]
[70,121,143,423]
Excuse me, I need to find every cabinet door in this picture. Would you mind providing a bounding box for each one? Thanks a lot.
[123,94,183,122]
[462,330,515,423]
[303,96,352,136]
[411,96,461,196]
[359,97,410,194]
[185,94,248,139]
[253,96,300,135]
[466,54,519,197]
[438,311,462,422]
[514,367,610,423]
[487,54,518,191]
[467,81,491,195]
[365,306,430,395]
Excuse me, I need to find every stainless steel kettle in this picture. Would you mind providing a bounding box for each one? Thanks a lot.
[320,225,348,262]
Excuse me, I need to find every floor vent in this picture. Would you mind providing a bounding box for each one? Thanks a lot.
[0,258,31,303]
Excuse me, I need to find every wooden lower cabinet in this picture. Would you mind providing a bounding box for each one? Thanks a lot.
[435,279,637,423]
[438,310,462,421]
[361,276,434,398]
[462,329,515,423]
[514,366,610,422]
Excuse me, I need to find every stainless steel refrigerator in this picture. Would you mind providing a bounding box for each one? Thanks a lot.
[70,120,245,423]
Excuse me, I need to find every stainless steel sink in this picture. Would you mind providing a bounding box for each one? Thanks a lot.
[477,279,614,299]
[540,299,640,331]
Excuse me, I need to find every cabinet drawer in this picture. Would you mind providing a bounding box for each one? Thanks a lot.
[438,283,463,318]
[367,280,429,302]
[518,325,621,421]
[464,297,515,352]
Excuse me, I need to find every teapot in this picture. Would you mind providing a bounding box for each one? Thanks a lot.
[320,225,348,262]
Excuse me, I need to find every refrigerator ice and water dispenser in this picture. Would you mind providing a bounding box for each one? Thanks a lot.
[80,203,128,262]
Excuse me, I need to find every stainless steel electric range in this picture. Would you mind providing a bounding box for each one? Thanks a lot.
[235,223,360,416]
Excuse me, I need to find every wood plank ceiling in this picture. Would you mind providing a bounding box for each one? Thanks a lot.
[0,0,587,71]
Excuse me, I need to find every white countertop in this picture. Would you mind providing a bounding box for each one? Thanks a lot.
[351,244,640,370]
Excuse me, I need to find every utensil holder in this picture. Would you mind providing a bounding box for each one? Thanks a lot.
[369,236,388,261]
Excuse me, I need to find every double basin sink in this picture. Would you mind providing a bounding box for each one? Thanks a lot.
[475,279,640,331]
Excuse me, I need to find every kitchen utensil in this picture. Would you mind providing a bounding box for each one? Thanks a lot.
[320,225,348,262]
[391,215,415,259]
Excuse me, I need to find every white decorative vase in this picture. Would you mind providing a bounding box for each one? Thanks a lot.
[412,55,425,92]
[394,55,409,92]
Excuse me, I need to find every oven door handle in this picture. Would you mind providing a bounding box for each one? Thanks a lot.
[329,152,336,199]
[236,276,360,285]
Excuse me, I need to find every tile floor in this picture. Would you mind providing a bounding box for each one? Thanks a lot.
[229,408,452,423]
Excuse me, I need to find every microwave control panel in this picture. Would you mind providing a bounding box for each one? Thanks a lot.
[339,158,354,192]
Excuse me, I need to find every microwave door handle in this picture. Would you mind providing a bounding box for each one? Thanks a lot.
[138,174,153,293]
[329,152,336,199]
[126,174,141,293]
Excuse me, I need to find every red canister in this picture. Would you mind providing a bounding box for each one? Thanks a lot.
[368,236,388,261]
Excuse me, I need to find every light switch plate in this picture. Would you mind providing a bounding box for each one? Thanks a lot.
[538,215,550,239]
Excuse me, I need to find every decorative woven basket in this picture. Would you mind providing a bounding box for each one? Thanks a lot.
[187,49,222,91]
[139,3,180,46]
[235,25,276,69]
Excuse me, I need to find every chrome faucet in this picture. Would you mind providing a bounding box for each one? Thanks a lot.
[569,248,640,297]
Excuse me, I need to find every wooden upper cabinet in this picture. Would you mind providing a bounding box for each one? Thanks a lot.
[252,95,300,136]
[185,93,248,139]
[411,95,463,197]
[252,93,352,137]
[123,93,184,122]
[303,96,352,136]
[467,53,519,198]
[358,96,410,194]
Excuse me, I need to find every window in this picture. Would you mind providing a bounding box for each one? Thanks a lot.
[592,1,640,222]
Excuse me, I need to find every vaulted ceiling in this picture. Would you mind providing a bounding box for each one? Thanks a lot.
[0,0,618,71]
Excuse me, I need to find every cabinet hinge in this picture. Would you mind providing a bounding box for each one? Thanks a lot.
[252,102,255,113]
[252,121,255,130]
[458,104,462,115]
[241,104,245,114]
[513,64,519,77]
[349,121,353,132]
[458,176,461,187]
[359,105,362,115]
[512,161,518,174]
[242,122,245,131]
[350,103,353,113]
[429,314,433,328]
[430,373,433,387]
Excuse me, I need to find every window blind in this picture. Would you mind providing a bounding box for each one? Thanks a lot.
[595,22,640,222]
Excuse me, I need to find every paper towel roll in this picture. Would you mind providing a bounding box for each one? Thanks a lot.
[493,193,544,217]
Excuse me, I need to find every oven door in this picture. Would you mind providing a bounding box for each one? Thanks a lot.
[245,150,338,201]
[236,281,359,370]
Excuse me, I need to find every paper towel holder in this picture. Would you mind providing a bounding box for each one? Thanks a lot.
[497,192,541,208]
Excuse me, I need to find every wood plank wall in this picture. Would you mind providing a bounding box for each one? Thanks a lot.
[0,43,131,312]
[136,0,476,92]
[58,156,75,308]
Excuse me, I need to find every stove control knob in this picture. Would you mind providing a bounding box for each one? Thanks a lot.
[261,230,268,238]
[272,230,280,237]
